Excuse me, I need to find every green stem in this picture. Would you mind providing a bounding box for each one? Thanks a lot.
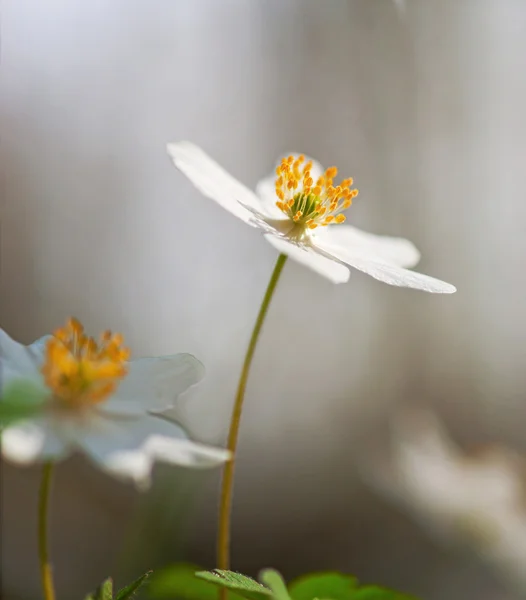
[38,461,56,600]
[217,253,288,578]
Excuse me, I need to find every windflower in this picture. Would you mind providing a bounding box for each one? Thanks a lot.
[0,318,230,488]
[167,142,456,292]
[363,410,526,588]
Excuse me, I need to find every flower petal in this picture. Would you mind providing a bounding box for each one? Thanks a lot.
[0,329,49,380]
[167,141,261,224]
[255,153,324,219]
[1,418,70,465]
[100,354,205,417]
[316,247,456,293]
[76,414,230,489]
[264,234,350,284]
[320,224,421,268]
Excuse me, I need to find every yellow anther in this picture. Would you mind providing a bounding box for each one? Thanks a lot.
[273,154,358,230]
[41,318,129,408]
[69,317,84,335]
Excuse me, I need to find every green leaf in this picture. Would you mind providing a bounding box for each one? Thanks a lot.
[348,587,417,600]
[0,379,46,428]
[84,578,114,600]
[259,570,291,600]
[148,563,247,600]
[195,570,272,600]
[288,572,417,600]
[115,571,152,600]
[288,572,358,600]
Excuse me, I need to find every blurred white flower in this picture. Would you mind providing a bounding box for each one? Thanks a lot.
[167,142,455,292]
[364,410,526,589]
[0,319,230,489]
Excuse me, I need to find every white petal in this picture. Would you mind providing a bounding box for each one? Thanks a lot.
[255,153,325,219]
[317,249,456,293]
[254,174,286,219]
[0,329,49,380]
[77,414,229,489]
[264,234,349,284]
[167,141,261,225]
[320,224,421,268]
[100,354,205,417]
[1,418,70,464]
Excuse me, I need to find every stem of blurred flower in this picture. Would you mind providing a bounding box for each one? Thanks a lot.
[38,461,56,600]
[217,253,288,586]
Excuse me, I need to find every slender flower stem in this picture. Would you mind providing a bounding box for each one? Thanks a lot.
[217,253,288,577]
[38,461,56,600]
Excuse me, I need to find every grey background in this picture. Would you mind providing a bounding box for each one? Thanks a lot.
[2,1,526,599]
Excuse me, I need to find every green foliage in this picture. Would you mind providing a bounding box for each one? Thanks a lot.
[85,572,150,600]
[195,570,272,600]
[145,565,417,600]
[345,588,417,600]
[84,578,114,600]
[259,570,291,600]
[288,572,358,600]
[149,563,247,600]
[287,572,417,600]
[0,379,46,428]
[115,571,152,599]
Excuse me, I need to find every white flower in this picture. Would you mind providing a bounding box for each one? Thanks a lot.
[364,410,526,588]
[167,142,456,292]
[0,318,230,489]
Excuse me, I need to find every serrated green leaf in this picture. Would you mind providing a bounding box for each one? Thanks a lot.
[115,570,151,600]
[0,379,46,428]
[288,572,358,600]
[148,563,247,600]
[195,570,272,600]
[84,578,114,600]
[259,570,291,600]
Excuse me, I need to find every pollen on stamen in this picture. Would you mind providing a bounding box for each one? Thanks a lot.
[41,318,130,408]
[274,154,358,232]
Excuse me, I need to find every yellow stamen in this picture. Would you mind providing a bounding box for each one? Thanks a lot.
[41,318,129,408]
[273,154,358,233]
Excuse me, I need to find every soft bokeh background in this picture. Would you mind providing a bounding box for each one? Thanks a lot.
[2,1,526,599]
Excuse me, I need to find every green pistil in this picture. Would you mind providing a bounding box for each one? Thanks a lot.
[290,192,321,220]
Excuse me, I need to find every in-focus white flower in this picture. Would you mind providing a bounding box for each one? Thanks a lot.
[167,142,455,292]
[0,318,230,489]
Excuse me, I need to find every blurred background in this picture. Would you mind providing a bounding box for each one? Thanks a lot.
[2,1,526,599]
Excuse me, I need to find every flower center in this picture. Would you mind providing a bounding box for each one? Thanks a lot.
[41,318,130,408]
[274,155,359,232]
